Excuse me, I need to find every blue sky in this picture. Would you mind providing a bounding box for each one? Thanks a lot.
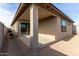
[53,3,79,25]
[0,3,19,27]
[0,3,79,27]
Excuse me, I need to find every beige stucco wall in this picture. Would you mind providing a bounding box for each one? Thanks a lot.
[38,17,58,47]
[12,21,19,34]
[56,17,73,40]
[38,16,73,48]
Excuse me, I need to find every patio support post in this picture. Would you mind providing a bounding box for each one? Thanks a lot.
[30,4,39,56]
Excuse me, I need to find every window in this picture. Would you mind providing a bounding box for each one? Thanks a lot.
[21,22,30,35]
[61,20,67,32]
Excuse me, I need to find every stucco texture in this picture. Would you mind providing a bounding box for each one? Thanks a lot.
[38,16,73,48]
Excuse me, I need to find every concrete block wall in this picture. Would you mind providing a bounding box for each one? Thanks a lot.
[0,22,8,50]
[0,22,4,49]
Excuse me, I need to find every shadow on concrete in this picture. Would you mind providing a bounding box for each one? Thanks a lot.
[1,29,32,56]
[38,34,76,56]
[7,37,32,56]
[39,46,67,56]
[2,27,77,56]
[62,35,75,41]
[3,37,32,56]
[39,34,76,48]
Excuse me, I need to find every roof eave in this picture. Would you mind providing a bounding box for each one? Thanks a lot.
[11,3,74,26]
[50,3,74,23]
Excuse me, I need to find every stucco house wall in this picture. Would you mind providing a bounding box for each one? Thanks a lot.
[56,17,73,40]
[38,16,73,47]
[12,21,19,33]
[12,21,20,37]
[38,17,57,46]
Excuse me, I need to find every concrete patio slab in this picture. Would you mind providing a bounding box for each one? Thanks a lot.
[39,34,79,56]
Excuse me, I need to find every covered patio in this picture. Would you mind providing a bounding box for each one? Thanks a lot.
[11,3,59,55]
[11,3,74,55]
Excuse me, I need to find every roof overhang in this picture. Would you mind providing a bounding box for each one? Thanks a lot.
[11,3,74,26]
[11,3,31,26]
